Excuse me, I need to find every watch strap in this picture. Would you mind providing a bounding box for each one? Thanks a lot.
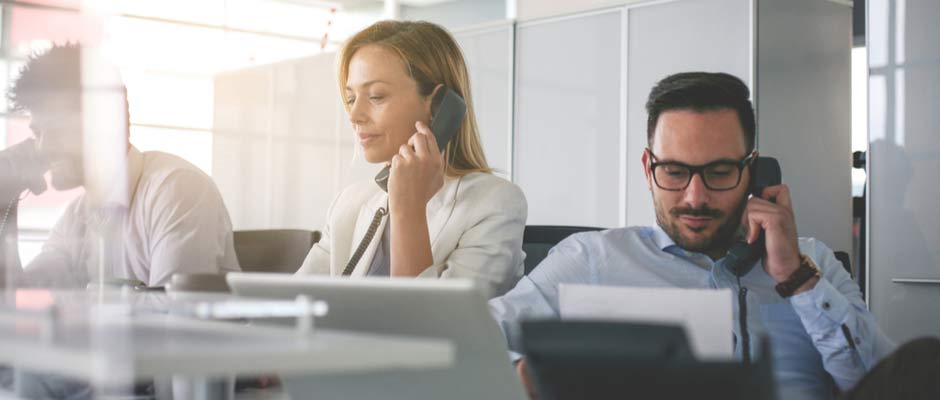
[775,254,820,298]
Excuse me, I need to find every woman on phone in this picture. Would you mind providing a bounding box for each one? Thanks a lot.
[296,20,526,298]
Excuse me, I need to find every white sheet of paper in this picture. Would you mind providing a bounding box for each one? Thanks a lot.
[559,284,734,360]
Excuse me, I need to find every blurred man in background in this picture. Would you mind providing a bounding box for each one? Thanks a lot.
[0,43,239,290]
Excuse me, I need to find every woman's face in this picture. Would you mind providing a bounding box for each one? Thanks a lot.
[345,44,433,164]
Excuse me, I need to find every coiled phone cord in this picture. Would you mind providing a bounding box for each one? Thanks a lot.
[0,194,22,240]
[737,274,751,365]
[341,205,388,276]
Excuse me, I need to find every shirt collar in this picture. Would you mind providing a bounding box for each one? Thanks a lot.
[651,224,751,272]
[650,224,711,264]
[650,224,679,252]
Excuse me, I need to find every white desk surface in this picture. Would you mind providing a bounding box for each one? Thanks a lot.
[0,290,454,386]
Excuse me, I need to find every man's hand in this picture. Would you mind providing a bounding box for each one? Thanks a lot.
[515,358,538,400]
[742,184,814,292]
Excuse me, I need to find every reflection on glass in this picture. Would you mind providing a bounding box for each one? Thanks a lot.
[868,0,940,344]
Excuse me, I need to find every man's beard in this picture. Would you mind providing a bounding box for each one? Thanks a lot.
[654,195,747,255]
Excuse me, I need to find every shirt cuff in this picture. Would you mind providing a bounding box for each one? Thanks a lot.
[789,277,852,327]
[509,350,524,363]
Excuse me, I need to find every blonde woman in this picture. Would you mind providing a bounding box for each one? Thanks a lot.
[296,21,526,298]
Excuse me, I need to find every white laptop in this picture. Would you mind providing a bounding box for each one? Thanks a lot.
[226,272,526,400]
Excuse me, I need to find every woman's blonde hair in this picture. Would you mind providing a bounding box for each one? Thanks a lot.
[338,20,491,177]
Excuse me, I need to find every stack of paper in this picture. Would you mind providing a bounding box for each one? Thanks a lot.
[559,284,733,360]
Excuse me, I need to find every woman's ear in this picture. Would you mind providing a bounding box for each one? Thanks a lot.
[424,84,445,119]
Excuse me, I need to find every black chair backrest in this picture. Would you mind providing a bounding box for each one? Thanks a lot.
[523,225,603,275]
[834,251,852,277]
[233,229,320,273]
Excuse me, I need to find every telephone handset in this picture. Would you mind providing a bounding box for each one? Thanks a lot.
[725,156,782,277]
[724,156,781,366]
[1,138,49,198]
[374,87,467,192]
[1,139,49,270]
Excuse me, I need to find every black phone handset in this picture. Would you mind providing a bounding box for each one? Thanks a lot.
[1,138,49,198]
[374,87,467,192]
[725,157,783,277]
[1,139,49,271]
[723,156,781,366]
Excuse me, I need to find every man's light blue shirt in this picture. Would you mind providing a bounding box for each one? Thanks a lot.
[488,226,894,400]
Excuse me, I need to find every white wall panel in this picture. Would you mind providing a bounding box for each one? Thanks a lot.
[514,10,623,227]
[455,22,514,179]
[757,0,852,265]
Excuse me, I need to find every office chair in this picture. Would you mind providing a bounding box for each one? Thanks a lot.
[167,229,321,293]
[233,229,320,274]
[523,225,603,275]
[833,251,852,277]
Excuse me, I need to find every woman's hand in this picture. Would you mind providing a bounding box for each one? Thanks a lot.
[387,120,444,277]
[388,120,445,213]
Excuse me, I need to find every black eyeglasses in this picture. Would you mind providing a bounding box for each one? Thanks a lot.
[647,149,755,191]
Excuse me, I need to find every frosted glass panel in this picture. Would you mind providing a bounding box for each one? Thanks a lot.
[270,140,337,230]
[213,52,375,231]
[455,23,513,179]
[130,126,212,174]
[625,0,751,227]
[212,134,270,229]
[868,0,940,344]
[514,10,622,227]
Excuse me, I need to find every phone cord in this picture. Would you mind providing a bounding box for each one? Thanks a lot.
[0,196,17,240]
[341,206,388,276]
[737,274,751,365]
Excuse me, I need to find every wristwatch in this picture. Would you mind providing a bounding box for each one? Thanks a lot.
[775,254,821,298]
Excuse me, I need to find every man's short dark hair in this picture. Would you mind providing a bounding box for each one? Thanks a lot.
[8,43,127,115]
[645,72,756,153]
[8,43,83,112]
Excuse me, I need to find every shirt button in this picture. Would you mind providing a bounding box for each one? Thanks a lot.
[822,301,831,310]
[855,337,862,345]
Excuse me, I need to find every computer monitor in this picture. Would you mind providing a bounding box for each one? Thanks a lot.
[521,320,776,400]
[227,272,527,400]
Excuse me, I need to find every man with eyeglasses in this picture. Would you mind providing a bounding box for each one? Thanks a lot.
[489,72,893,400]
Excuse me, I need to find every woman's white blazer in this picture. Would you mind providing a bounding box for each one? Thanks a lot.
[296,172,527,298]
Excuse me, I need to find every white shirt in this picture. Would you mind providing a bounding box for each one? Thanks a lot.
[297,172,527,299]
[21,146,240,287]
